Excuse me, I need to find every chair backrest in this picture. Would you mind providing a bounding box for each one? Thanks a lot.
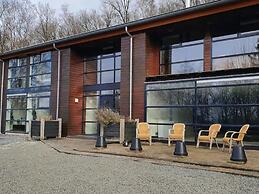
[208,124,221,138]
[171,123,185,136]
[237,124,249,140]
[138,122,149,135]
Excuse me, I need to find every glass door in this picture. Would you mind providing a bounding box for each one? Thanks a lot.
[6,94,27,133]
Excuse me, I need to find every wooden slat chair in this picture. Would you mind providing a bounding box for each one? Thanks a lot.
[168,123,185,146]
[196,124,221,150]
[222,124,249,152]
[136,122,152,146]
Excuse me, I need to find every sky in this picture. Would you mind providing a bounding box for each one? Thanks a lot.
[31,0,102,14]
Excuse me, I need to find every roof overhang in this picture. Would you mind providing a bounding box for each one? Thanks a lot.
[0,0,258,59]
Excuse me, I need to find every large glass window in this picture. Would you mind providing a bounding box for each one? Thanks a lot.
[212,31,259,71]
[29,52,52,87]
[6,95,27,132]
[160,37,204,75]
[146,75,259,145]
[84,52,121,85]
[7,58,27,89]
[83,52,121,135]
[6,52,52,133]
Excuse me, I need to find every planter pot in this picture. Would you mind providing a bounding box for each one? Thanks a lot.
[31,121,41,137]
[130,138,142,151]
[95,136,107,148]
[31,120,60,139]
[124,122,136,142]
[230,145,247,163]
[44,121,59,138]
[104,124,120,138]
[174,141,188,156]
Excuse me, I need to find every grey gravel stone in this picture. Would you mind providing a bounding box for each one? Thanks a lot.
[0,137,258,194]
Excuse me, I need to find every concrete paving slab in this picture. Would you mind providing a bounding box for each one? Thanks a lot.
[43,137,259,177]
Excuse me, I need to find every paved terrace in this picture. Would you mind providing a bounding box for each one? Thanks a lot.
[43,137,259,178]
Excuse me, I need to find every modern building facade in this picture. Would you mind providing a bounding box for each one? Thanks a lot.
[0,0,259,145]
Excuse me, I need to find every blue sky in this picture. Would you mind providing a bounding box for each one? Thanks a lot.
[31,0,101,13]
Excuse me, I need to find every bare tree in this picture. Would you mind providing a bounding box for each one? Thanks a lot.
[133,0,157,19]
[191,0,217,6]
[0,0,35,52]
[0,0,219,53]
[33,2,58,42]
[103,0,132,24]
[78,10,106,32]
[58,5,82,37]
[158,0,184,14]
[101,5,116,27]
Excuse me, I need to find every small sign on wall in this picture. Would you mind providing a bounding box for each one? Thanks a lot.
[75,98,79,103]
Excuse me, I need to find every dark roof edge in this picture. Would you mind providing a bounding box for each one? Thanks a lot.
[0,0,243,58]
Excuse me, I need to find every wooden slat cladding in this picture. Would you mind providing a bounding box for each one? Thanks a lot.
[56,48,71,136]
[204,31,212,71]
[120,37,130,118]
[50,51,58,120]
[132,33,146,122]
[68,49,84,136]
[146,35,160,76]
[121,33,160,121]
[84,59,97,85]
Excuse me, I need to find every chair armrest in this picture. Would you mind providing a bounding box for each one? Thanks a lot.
[198,130,209,137]
[224,131,236,138]
[230,132,246,139]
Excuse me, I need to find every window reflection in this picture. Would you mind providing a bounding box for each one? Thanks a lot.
[147,89,194,106]
[8,78,26,89]
[146,76,259,143]
[30,62,51,75]
[30,74,51,87]
[6,52,52,133]
[171,61,203,74]
[101,71,114,84]
[7,57,27,89]
[101,58,114,71]
[160,37,204,75]
[212,54,259,70]
[171,44,204,63]
[84,53,121,85]
[83,52,121,135]
[212,32,259,70]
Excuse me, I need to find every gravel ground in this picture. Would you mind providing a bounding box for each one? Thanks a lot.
[0,133,26,145]
[0,138,258,194]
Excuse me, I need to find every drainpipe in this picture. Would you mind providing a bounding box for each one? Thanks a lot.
[53,43,61,120]
[0,59,4,134]
[125,26,133,120]
[186,0,191,8]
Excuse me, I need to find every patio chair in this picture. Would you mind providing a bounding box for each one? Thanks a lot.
[136,122,152,146]
[168,123,185,146]
[196,124,221,150]
[222,124,249,152]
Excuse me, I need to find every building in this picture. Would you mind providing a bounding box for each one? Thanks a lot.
[0,0,258,146]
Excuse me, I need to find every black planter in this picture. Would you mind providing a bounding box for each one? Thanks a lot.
[104,124,120,139]
[123,140,129,147]
[95,136,107,148]
[31,121,41,137]
[130,138,142,151]
[174,141,188,156]
[230,145,247,163]
[124,122,136,142]
[31,120,60,139]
